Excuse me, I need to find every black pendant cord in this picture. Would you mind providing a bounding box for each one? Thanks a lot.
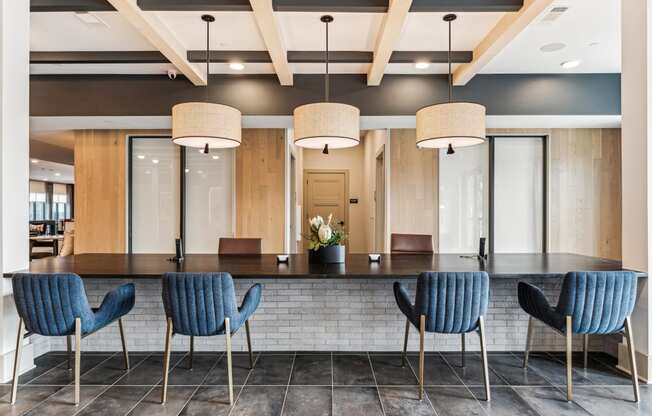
[325,18,330,102]
[447,17,452,103]
[201,14,215,154]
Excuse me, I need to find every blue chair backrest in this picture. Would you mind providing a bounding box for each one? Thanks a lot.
[557,271,637,334]
[162,272,238,336]
[12,273,95,336]
[415,272,489,333]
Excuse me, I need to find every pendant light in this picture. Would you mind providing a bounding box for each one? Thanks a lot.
[416,14,486,155]
[293,15,360,155]
[172,15,241,154]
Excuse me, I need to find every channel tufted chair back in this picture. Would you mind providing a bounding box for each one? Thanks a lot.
[556,271,637,335]
[415,271,490,333]
[12,273,96,336]
[162,272,240,336]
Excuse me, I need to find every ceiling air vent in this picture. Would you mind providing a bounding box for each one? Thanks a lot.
[539,6,569,24]
[74,12,110,28]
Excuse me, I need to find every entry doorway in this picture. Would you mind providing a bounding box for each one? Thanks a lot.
[303,170,349,248]
[374,146,385,252]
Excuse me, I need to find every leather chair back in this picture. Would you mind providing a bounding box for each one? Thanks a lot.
[218,238,262,255]
[391,233,433,254]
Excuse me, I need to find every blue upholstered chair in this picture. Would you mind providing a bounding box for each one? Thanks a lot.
[11,273,135,405]
[161,272,261,405]
[394,271,491,401]
[518,271,639,402]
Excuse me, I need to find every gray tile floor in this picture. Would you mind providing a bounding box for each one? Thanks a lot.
[1,350,649,416]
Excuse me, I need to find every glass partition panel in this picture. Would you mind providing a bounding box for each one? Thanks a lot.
[130,138,180,253]
[184,149,234,253]
[492,137,544,253]
[439,143,489,253]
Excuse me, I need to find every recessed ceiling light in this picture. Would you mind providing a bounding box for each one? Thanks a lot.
[229,62,245,71]
[137,154,146,159]
[185,168,190,173]
[54,172,61,177]
[44,177,49,181]
[589,41,600,47]
[540,42,566,53]
[212,155,220,160]
[414,61,430,69]
[197,170,204,175]
[560,59,581,69]
[152,159,160,164]
[145,170,151,175]
[31,159,39,164]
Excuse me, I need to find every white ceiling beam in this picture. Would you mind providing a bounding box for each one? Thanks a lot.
[249,0,293,86]
[367,0,413,86]
[453,0,555,86]
[105,0,206,86]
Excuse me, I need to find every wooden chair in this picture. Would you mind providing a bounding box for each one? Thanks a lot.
[218,238,262,254]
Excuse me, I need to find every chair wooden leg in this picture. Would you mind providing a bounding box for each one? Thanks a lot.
[461,333,466,368]
[478,316,491,402]
[401,318,410,367]
[225,317,234,406]
[66,335,72,370]
[624,317,640,403]
[523,317,534,369]
[565,316,573,402]
[118,319,130,370]
[189,336,194,370]
[74,318,81,406]
[10,319,25,405]
[418,315,425,401]
[583,334,589,369]
[245,320,254,369]
[161,317,173,404]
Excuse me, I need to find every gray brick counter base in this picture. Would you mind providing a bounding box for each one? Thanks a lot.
[32,277,612,354]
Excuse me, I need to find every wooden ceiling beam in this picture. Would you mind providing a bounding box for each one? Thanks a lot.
[367,0,413,86]
[248,0,293,86]
[104,0,206,86]
[453,0,555,86]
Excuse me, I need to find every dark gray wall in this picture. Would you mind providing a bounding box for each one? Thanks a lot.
[30,73,621,117]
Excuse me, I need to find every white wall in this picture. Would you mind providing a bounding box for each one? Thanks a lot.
[0,0,32,381]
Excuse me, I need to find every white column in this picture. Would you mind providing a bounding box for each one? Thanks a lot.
[0,0,32,381]
[621,0,652,381]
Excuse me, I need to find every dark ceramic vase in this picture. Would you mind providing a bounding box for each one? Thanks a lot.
[308,245,346,264]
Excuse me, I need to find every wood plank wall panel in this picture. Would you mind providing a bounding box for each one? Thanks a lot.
[235,129,285,253]
[74,130,127,253]
[389,129,439,251]
[488,128,622,260]
[74,129,169,254]
[548,128,621,260]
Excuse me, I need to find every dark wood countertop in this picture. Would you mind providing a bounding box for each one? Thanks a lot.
[4,253,641,280]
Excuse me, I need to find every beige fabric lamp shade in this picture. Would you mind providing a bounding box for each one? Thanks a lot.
[293,102,360,149]
[416,102,486,149]
[172,102,242,149]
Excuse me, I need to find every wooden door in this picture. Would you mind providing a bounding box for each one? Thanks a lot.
[304,171,348,240]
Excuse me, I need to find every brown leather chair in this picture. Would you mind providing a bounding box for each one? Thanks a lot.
[390,233,434,254]
[218,238,262,255]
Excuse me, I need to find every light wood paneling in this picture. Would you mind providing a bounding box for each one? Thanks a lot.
[235,129,285,253]
[548,128,621,260]
[389,129,438,250]
[489,128,622,260]
[74,129,169,254]
[74,130,126,253]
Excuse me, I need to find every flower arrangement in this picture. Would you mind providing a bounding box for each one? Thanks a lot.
[305,214,347,251]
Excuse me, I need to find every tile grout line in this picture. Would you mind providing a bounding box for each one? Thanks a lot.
[225,351,262,416]
[331,352,334,416]
[171,352,226,416]
[13,351,119,416]
[278,352,296,416]
[122,351,193,416]
[26,351,118,386]
[366,352,387,416]
[438,350,490,416]
[67,353,156,416]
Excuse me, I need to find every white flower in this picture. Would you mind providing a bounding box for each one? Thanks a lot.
[318,224,333,244]
[309,215,324,230]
